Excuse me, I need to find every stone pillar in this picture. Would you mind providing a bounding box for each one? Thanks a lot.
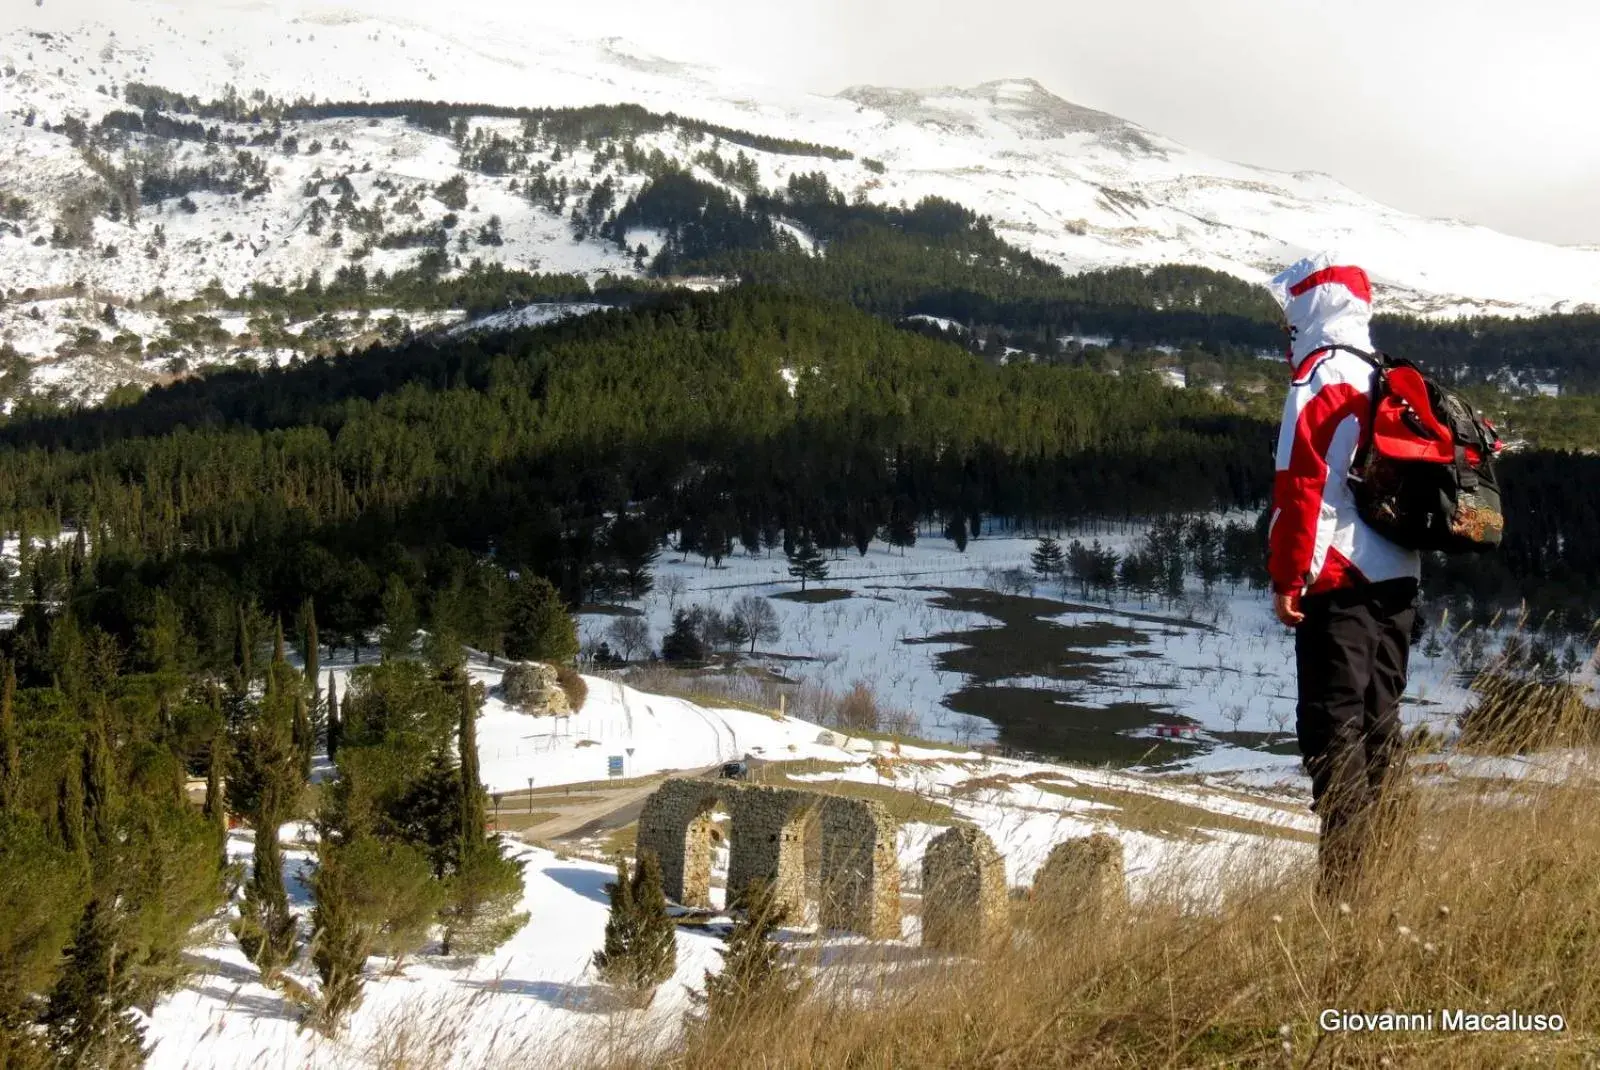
[818,796,902,939]
[636,778,724,908]
[1031,832,1127,922]
[725,784,815,919]
[921,825,1009,953]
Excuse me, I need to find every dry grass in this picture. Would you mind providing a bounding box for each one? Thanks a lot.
[603,664,926,741]
[577,682,1600,1070]
[489,811,562,832]
[1022,777,1319,844]
[754,766,959,824]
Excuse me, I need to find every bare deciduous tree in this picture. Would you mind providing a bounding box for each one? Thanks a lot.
[731,595,781,655]
[606,615,651,662]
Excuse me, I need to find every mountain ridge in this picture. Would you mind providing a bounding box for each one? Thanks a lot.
[3,0,1600,404]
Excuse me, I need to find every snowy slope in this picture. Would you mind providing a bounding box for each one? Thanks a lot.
[5,0,1600,311]
[4,0,1600,403]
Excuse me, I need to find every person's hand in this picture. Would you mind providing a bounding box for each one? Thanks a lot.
[1274,590,1304,628]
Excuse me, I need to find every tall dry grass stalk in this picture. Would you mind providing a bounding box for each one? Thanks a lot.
[584,678,1599,1069]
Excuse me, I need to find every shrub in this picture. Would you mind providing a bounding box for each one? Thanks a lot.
[554,663,588,712]
[836,681,879,733]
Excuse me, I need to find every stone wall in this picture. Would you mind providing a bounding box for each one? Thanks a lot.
[636,777,901,939]
[921,824,1009,953]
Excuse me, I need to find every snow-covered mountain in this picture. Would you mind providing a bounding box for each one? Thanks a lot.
[3,0,1600,402]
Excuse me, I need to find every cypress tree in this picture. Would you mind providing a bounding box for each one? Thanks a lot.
[293,692,313,782]
[273,616,285,667]
[303,599,321,701]
[231,690,301,982]
[41,897,145,1069]
[326,670,341,760]
[203,725,229,859]
[0,661,17,812]
[233,604,252,692]
[594,851,676,1007]
[693,880,806,1025]
[307,846,372,1036]
[57,768,86,859]
[458,677,484,852]
[82,702,116,850]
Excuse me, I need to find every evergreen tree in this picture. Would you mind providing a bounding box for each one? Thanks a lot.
[57,768,86,860]
[660,609,706,663]
[229,690,302,982]
[203,724,229,853]
[233,604,252,695]
[504,573,578,663]
[886,503,917,555]
[692,880,805,1025]
[0,662,17,812]
[41,897,145,1069]
[302,599,321,705]
[1030,535,1065,581]
[458,677,485,853]
[785,535,829,591]
[293,692,314,783]
[82,703,117,849]
[379,575,418,661]
[438,848,528,956]
[0,812,87,1062]
[593,850,676,1007]
[307,845,373,1036]
[945,510,969,552]
[326,670,341,761]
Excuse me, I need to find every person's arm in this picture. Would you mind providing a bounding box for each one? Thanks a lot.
[1268,360,1366,620]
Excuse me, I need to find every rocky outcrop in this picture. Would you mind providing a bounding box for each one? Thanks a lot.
[501,661,571,716]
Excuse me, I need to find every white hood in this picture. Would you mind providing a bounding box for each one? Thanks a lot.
[1268,253,1375,370]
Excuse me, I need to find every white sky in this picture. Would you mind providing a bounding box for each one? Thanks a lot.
[538,0,1600,246]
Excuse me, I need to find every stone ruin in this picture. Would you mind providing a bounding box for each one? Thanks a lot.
[637,777,902,939]
[1030,832,1127,921]
[920,824,1009,953]
[501,661,571,716]
[637,778,1127,947]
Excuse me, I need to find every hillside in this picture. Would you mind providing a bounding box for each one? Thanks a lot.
[6,0,1600,403]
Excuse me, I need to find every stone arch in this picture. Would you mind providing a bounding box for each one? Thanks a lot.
[921,825,1008,953]
[724,785,819,919]
[637,777,903,939]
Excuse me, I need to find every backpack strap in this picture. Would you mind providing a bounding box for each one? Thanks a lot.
[1319,345,1388,470]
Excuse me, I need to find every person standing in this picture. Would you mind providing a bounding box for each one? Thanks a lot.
[1266,253,1420,899]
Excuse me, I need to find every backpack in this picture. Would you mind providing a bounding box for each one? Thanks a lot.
[1336,348,1505,554]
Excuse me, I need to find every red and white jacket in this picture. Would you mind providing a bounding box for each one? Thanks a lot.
[1266,254,1420,597]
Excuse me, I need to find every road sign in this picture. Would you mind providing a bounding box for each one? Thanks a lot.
[607,755,625,778]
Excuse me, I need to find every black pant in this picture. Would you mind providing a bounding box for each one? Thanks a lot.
[1294,578,1417,896]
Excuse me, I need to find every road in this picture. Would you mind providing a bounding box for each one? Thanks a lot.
[501,760,736,843]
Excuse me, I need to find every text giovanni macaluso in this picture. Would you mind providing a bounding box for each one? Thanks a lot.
[1320,1009,1565,1033]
